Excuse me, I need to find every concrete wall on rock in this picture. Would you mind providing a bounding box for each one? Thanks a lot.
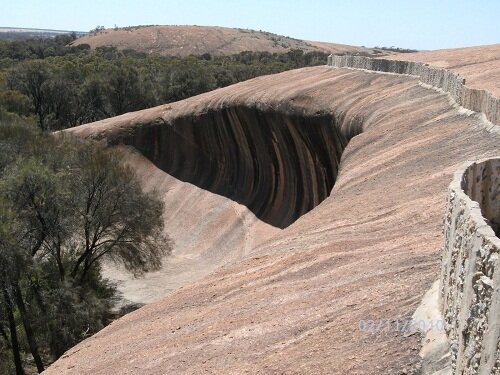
[328,53,500,374]
[440,158,500,374]
[327,55,500,126]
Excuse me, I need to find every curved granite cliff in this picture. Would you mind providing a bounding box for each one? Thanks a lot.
[105,107,359,228]
[48,52,500,374]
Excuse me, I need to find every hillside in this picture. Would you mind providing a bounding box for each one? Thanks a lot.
[44,45,499,374]
[71,25,386,57]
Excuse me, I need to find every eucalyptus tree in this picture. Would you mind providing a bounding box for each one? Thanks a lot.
[0,122,172,372]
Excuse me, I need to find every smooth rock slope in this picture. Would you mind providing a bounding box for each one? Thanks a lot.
[46,47,500,374]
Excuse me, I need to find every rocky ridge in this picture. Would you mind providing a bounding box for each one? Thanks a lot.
[45,46,500,374]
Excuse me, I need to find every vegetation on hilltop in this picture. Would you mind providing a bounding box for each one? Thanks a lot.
[373,46,419,53]
[0,33,329,131]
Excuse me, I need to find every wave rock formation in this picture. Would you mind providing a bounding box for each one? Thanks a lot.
[46,44,500,374]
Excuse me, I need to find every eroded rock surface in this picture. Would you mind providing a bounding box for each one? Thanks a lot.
[46,48,500,374]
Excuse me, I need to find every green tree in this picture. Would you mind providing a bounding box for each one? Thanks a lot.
[80,77,109,123]
[0,90,32,116]
[162,62,216,102]
[107,64,143,115]
[0,198,26,375]
[7,61,51,130]
[0,123,172,372]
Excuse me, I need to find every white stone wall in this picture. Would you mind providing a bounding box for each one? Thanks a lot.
[328,54,500,373]
[440,158,500,374]
[327,55,500,126]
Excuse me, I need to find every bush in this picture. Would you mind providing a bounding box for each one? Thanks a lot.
[0,121,173,372]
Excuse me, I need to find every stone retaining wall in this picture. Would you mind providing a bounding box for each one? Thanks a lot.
[440,158,500,374]
[327,55,500,126]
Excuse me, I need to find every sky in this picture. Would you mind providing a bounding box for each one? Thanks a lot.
[1,0,499,50]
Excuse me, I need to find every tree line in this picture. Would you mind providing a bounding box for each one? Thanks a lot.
[0,34,329,131]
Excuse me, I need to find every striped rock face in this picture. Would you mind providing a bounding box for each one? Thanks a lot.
[47,46,500,374]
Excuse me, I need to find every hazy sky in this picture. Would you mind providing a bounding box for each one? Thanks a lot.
[2,0,499,50]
